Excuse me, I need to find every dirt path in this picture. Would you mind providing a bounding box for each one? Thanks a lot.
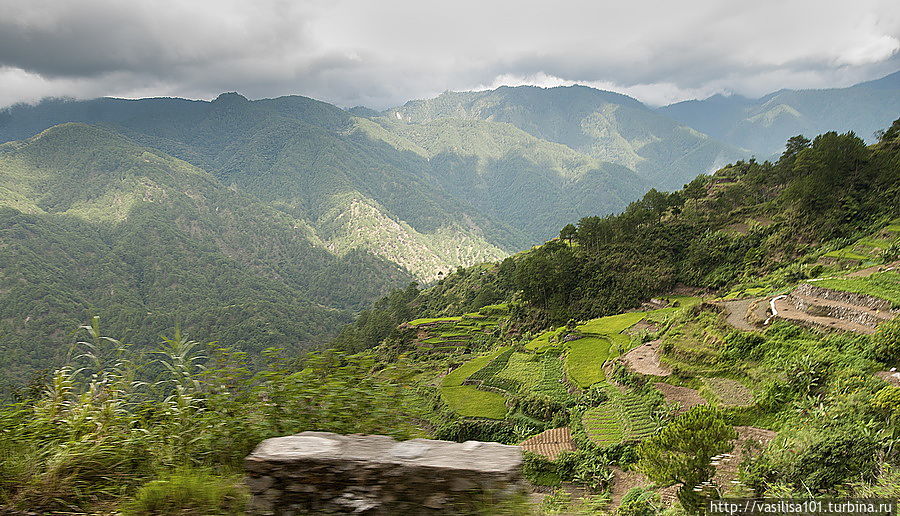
[772,296,877,334]
[793,292,895,323]
[622,340,671,376]
[716,298,765,331]
[876,370,900,386]
[609,467,648,506]
[710,426,776,493]
[847,260,900,277]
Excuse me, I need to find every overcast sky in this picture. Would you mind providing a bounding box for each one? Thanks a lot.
[1,0,899,109]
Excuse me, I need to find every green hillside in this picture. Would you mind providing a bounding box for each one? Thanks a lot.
[2,120,900,514]
[0,123,413,390]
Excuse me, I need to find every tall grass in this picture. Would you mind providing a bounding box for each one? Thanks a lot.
[0,318,413,512]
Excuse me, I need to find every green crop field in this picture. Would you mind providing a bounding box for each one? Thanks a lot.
[619,392,656,440]
[815,271,900,307]
[583,403,626,446]
[525,327,566,351]
[532,352,570,402]
[439,347,511,418]
[495,352,542,391]
[565,336,612,388]
[440,386,508,419]
[441,347,508,387]
[577,312,646,334]
[408,316,463,326]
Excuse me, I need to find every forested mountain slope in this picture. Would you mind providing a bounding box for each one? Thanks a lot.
[335,121,900,351]
[0,123,412,390]
[0,94,514,279]
[661,71,900,157]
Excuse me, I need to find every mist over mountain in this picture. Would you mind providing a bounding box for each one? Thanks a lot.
[661,70,900,158]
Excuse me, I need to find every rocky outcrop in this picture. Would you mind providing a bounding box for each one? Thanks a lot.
[244,432,524,515]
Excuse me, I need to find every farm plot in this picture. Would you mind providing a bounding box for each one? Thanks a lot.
[440,386,508,419]
[525,327,567,351]
[495,352,542,392]
[531,352,570,402]
[565,336,613,388]
[582,390,658,445]
[440,347,510,419]
[620,392,656,440]
[577,312,646,334]
[583,403,625,446]
[814,271,900,308]
[466,347,521,393]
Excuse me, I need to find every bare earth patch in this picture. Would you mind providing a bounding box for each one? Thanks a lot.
[627,319,660,335]
[715,297,766,332]
[654,382,706,414]
[702,377,754,407]
[519,427,576,460]
[772,295,877,334]
[622,340,671,376]
[876,370,900,386]
[610,467,648,506]
[847,260,900,278]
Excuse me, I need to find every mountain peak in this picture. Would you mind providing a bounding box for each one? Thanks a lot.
[212,92,250,104]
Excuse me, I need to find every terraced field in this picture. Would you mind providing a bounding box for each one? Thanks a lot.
[408,304,509,351]
[814,271,900,308]
[531,352,569,402]
[583,390,657,445]
[495,352,542,392]
[440,347,510,419]
[565,336,612,387]
[823,219,900,263]
[525,327,567,351]
[583,403,625,446]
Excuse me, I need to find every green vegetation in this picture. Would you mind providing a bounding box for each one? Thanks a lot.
[565,336,613,387]
[582,403,625,445]
[814,271,900,307]
[638,406,737,509]
[439,347,511,419]
[1,99,900,513]
[0,321,417,513]
[439,386,508,419]
[121,470,247,515]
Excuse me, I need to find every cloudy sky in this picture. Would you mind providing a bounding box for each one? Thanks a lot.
[1,0,899,109]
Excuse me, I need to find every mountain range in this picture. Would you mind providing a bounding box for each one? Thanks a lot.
[0,71,897,389]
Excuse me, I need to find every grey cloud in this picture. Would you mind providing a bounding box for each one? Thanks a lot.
[0,0,898,109]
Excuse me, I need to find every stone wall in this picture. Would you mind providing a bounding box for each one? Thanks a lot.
[795,283,891,311]
[244,431,524,515]
[791,295,885,327]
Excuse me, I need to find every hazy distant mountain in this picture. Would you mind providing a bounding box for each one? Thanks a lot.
[660,71,900,157]
[383,85,747,190]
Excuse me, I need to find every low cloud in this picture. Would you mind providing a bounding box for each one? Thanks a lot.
[1,0,898,109]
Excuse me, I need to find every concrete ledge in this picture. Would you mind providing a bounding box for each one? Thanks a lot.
[244,431,524,515]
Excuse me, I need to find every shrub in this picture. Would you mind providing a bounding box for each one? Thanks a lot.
[871,318,900,364]
[121,469,247,515]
